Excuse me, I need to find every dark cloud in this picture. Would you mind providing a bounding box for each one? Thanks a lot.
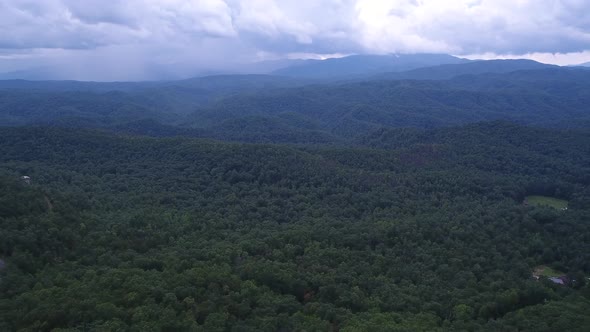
[0,0,589,80]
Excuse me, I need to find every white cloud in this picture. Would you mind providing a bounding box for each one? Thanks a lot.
[352,0,590,54]
[464,50,590,66]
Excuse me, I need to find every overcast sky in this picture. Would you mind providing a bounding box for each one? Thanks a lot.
[1,0,589,80]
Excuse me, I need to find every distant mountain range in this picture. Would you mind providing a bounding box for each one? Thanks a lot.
[271,54,469,79]
[0,53,571,83]
[183,66,590,140]
[374,59,555,80]
[0,64,235,81]
[0,54,557,84]
[0,53,471,81]
[1,55,589,144]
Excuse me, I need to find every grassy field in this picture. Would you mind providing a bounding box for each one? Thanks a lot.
[533,265,564,278]
[526,195,568,209]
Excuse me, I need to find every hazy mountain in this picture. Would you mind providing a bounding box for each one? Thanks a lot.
[0,67,62,81]
[272,54,469,79]
[0,79,158,92]
[170,74,309,91]
[376,59,555,81]
[237,58,310,74]
[0,58,328,81]
[0,63,235,81]
[0,74,307,92]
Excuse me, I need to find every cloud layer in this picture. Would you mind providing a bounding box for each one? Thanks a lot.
[1,0,589,80]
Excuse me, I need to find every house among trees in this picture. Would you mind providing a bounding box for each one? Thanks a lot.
[20,175,30,185]
[549,276,568,285]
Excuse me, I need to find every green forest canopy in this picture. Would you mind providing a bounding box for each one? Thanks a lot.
[0,123,589,331]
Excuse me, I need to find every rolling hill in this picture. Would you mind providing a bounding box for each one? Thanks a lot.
[185,67,590,142]
[1,61,589,145]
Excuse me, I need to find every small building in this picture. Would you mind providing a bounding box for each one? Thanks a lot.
[21,176,31,185]
[548,276,568,285]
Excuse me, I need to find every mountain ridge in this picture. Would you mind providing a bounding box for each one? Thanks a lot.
[375,59,555,81]
[272,53,470,79]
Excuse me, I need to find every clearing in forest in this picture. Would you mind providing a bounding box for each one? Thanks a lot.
[533,265,564,278]
[525,195,568,209]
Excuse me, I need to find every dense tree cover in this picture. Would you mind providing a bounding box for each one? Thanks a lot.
[0,90,166,127]
[0,75,308,128]
[1,123,589,331]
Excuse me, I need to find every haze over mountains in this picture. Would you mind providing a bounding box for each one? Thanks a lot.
[1,54,587,145]
[0,53,547,82]
[271,54,470,79]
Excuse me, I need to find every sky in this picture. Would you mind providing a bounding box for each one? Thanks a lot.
[1,0,589,81]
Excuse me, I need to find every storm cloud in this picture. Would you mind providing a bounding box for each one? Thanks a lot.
[1,0,589,80]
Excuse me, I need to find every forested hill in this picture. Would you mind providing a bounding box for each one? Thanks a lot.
[1,122,589,331]
[186,68,590,141]
[0,75,309,126]
[1,64,590,146]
